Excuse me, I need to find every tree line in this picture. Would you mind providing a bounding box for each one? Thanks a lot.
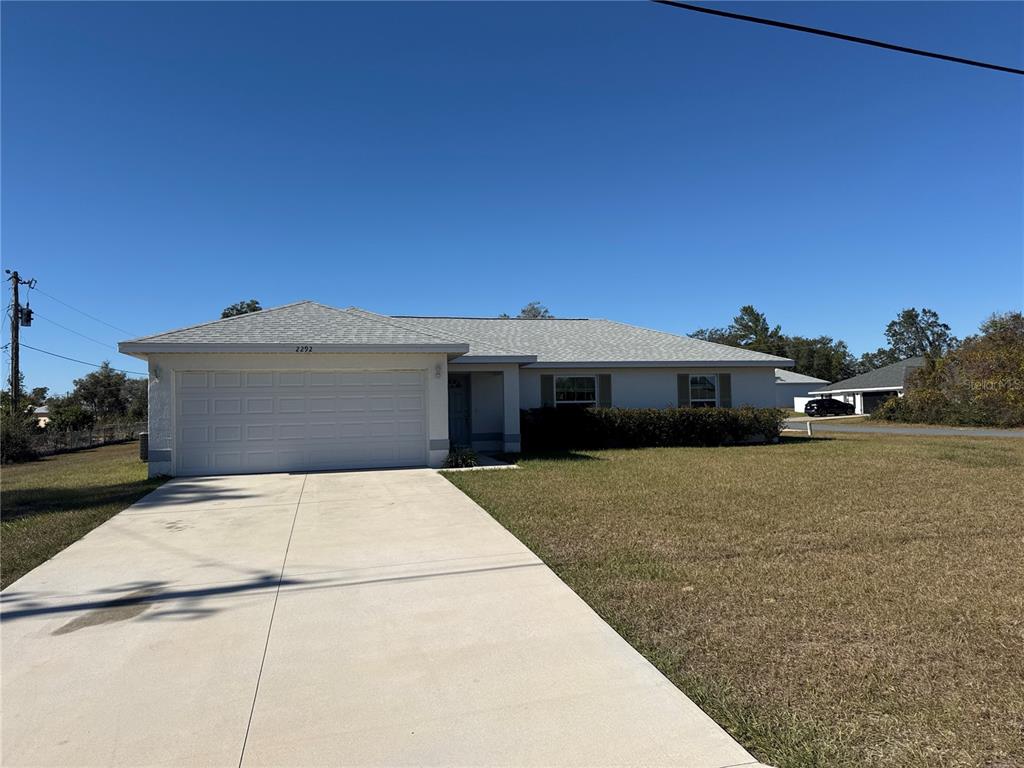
[690,305,959,382]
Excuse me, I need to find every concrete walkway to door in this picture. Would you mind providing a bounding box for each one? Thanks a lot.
[2,469,759,768]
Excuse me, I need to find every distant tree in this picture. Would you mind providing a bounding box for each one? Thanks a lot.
[28,386,49,406]
[688,326,734,345]
[857,307,959,372]
[47,394,96,432]
[501,301,553,319]
[124,378,148,421]
[1,372,27,415]
[781,336,856,382]
[729,305,786,355]
[71,362,130,420]
[876,310,1024,427]
[221,299,262,318]
[691,306,853,381]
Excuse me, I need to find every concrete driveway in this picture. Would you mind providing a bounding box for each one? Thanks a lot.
[1,469,757,768]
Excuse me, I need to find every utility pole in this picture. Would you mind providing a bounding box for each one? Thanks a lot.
[5,270,36,414]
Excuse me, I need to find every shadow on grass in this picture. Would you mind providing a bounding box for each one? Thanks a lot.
[2,475,276,521]
[777,435,836,445]
[2,479,167,521]
[518,451,603,462]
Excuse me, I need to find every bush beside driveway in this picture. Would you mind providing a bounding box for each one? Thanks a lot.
[446,433,1024,768]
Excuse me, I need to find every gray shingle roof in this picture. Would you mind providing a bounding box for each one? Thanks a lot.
[120,302,467,349]
[775,368,830,385]
[399,316,791,365]
[121,302,792,367]
[812,357,926,393]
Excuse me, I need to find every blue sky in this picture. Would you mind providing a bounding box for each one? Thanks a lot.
[3,1,1022,393]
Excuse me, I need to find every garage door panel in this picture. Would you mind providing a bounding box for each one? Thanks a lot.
[214,425,242,442]
[176,370,428,475]
[246,397,274,414]
[247,425,275,440]
[279,397,306,414]
[213,398,242,415]
[279,424,307,440]
[246,372,274,388]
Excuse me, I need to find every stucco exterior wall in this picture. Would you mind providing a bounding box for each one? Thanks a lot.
[144,352,449,477]
[775,381,826,408]
[518,367,779,410]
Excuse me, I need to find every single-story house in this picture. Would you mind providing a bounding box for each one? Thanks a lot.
[806,356,925,415]
[32,405,50,428]
[119,302,793,477]
[774,368,829,409]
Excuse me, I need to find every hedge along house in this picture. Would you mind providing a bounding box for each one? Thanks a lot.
[119,302,792,477]
[806,356,926,415]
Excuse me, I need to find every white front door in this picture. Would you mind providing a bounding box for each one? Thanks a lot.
[176,370,427,475]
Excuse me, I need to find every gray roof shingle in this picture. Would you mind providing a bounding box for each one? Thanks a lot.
[121,301,466,349]
[775,368,830,385]
[398,316,791,365]
[121,302,792,366]
[812,357,926,392]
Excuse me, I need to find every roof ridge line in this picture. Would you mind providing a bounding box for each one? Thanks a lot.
[342,307,476,346]
[349,308,535,357]
[120,300,317,343]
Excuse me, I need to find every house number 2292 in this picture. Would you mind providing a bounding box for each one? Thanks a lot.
[295,345,313,353]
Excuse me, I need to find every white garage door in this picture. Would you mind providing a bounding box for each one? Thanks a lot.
[176,370,427,475]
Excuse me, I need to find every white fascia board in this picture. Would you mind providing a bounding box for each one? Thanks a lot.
[118,342,471,357]
[808,385,905,395]
[524,359,790,369]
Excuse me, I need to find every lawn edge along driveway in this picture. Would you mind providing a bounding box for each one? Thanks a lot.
[1,442,166,589]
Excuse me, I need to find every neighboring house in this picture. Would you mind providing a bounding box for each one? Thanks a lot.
[806,356,926,415]
[33,405,50,428]
[774,368,829,409]
[119,302,793,477]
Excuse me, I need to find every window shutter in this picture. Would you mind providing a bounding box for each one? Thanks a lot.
[719,373,732,408]
[677,374,690,407]
[541,375,555,407]
[598,374,612,408]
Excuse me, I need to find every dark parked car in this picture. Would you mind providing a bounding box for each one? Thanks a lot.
[804,397,856,417]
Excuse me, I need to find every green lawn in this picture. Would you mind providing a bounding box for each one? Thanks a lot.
[1,442,166,589]
[446,433,1024,768]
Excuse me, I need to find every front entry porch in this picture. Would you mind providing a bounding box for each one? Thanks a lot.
[447,366,521,454]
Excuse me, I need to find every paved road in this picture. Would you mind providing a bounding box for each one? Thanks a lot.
[784,420,1024,439]
[2,469,757,768]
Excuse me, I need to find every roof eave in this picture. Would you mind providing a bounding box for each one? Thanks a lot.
[808,385,905,395]
[523,359,791,369]
[118,341,471,357]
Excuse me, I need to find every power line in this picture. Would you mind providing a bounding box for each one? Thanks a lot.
[32,288,136,336]
[33,312,118,350]
[19,343,146,377]
[651,0,1024,76]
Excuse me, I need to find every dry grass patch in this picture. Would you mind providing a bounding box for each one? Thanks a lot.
[446,434,1024,768]
[1,442,165,588]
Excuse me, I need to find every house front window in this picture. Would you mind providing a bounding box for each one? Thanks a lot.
[555,376,597,407]
[689,374,718,407]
